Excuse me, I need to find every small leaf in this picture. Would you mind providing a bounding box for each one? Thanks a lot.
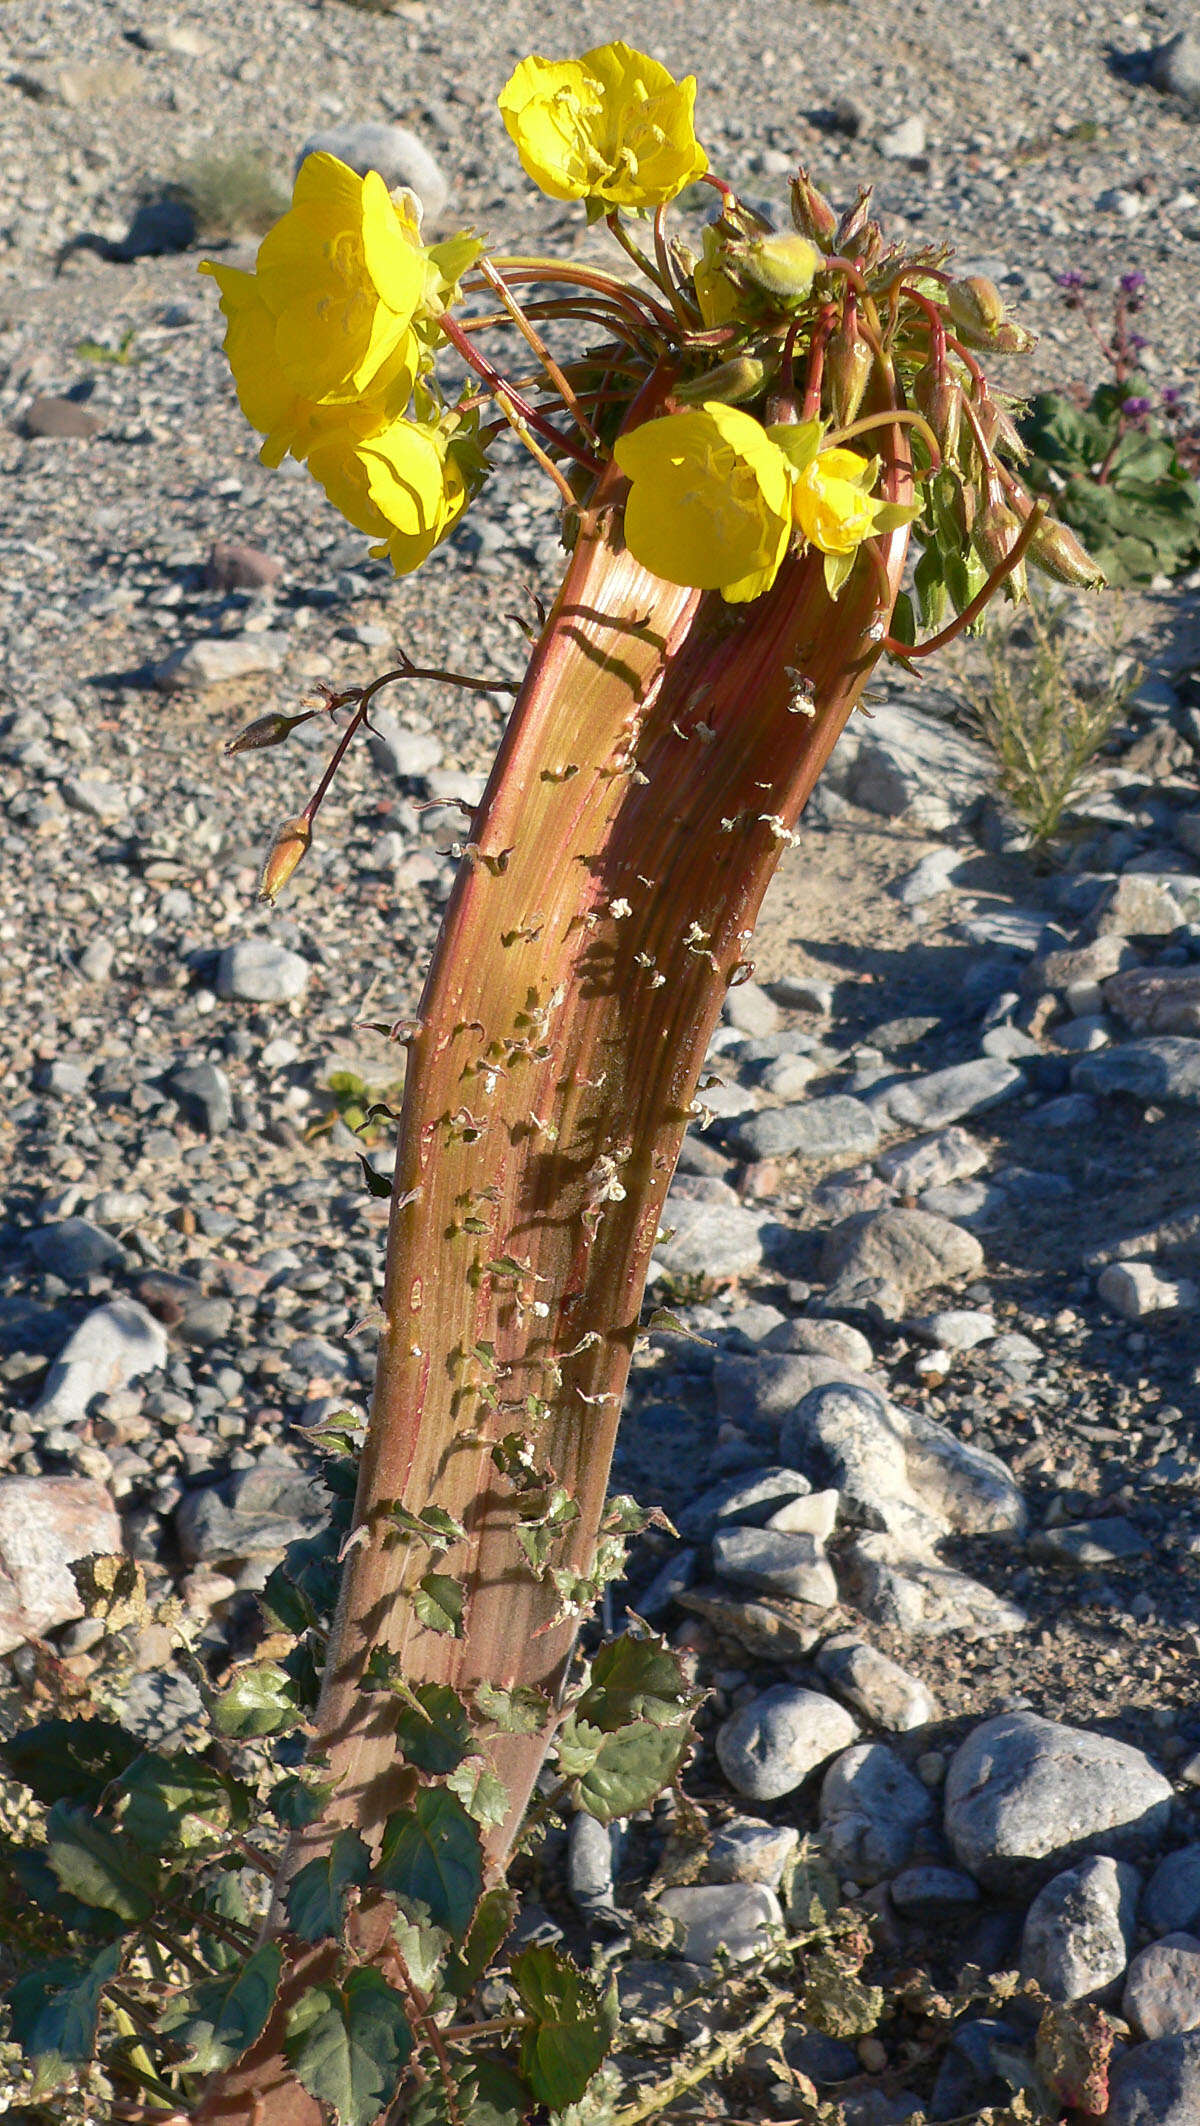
[575,1633,694,1734]
[269,1772,336,1831]
[359,1153,393,1198]
[572,1719,691,1824]
[413,1570,465,1638]
[389,1909,450,1997]
[445,1885,517,2001]
[8,1944,122,2096]
[511,1944,618,2108]
[44,1802,157,1925]
[160,1943,283,2075]
[391,1682,472,1774]
[1,1717,142,1809]
[286,1968,413,2126]
[446,1756,509,1829]
[287,1828,371,1943]
[467,2057,534,2126]
[211,1661,302,1739]
[6,1843,126,1941]
[472,1681,550,1736]
[118,1751,243,1854]
[376,1789,483,1941]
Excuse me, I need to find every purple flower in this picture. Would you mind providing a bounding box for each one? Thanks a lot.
[1055,269,1087,293]
[1119,269,1147,300]
[1161,387,1183,411]
[1122,396,1151,420]
[1127,331,1149,354]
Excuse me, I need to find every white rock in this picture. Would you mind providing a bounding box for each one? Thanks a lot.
[153,635,286,691]
[0,1476,122,1653]
[216,939,311,1004]
[1098,1262,1199,1320]
[34,1300,168,1426]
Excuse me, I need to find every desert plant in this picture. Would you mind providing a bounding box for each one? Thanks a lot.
[957,592,1138,844]
[3,39,1102,2126]
[172,147,288,240]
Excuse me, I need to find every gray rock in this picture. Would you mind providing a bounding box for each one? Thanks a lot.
[876,1127,987,1196]
[175,1457,327,1565]
[366,712,444,782]
[918,1179,1007,1226]
[1025,933,1137,1000]
[816,1634,936,1732]
[1098,1262,1199,1319]
[1073,1038,1200,1104]
[1148,30,1200,107]
[875,1058,1023,1131]
[0,1476,122,1653]
[846,1534,1027,1641]
[820,1208,984,1302]
[959,907,1056,957]
[1020,1855,1140,2001]
[913,1308,996,1352]
[657,1882,782,1965]
[1105,969,1200,1038]
[1032,1517,1148,1568]
[894,847,962,906]
[763,1316,874,1369]
[78,938,115,984]
[1124,1934,1200,2040]
[30,1217,125,1283]
[34,1301,168,1426]
[216,939,311,1003]
[819,1742,935,1883]
[1144,1848,1200,1937]
[1092,874,1182,937]
[654,1198,764,1281]
[944,1713,1173,1890]
[567,1814,620,1915]
[778,1382,1026,1541]
[709,1818,800,1887]
[1103,2032,1200,2125]
[23,394,104,438]
[153,635,286,691]
[711,1526,838,1606]
[826,697,992,831]
[723,979,780,1037]
[714,1353,877,1432]
[296,122,450,222]
[168,1061,233,1135]
[716,1685,860,1801]
[879,113,927,159]
[676,1466,813,1544]
[729,1095,879,1165]
[890,1866,980,1919]
[771,974,834,1014]
[62,775,129,821]
[765,1490,840,1540]
[757,1052,820,1100]
[204,541,281,592]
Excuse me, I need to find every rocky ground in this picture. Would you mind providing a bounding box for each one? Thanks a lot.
[3,2,1200,2121]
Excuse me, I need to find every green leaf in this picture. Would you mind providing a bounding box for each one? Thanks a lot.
[387,1502,467,1548]
[511,1945,618,2108]
[286,1828,371,1943]
[446,1756,509,1829]
[466,2057,534,2126]
[391,1682,472,1774]
[444,1885,516,2001]
[44,1802,157,1925]
[262,1525,343,1636]
[572,1719,691,1824]
[269,1772,336,1831]
[286,1968,413,2126]
[575,1633,693,1733]
[6,1842,127,1941]
[1,1718,142,1809]
[376,1789,483,1941]
[211,1661,302,1739]
[118,1750,243,1853]
[389,1908,451,1996]
[888,590,917,648]
[160,1943,283,2074]
[359,1153,393,1198]
[472,1682,550,1736]
[413,1570,465,1638]
[8,1944,122,2096]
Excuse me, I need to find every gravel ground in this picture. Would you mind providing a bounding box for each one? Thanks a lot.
[4,2,1200,2118]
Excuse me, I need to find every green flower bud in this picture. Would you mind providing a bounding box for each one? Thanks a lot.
[735,232,820,302]
[1027,514,1106,589]
[675,356,769,406]
[790,169,838,248]
[826,325,873,427]
[974,497,1026,599]
[226,711,311,756]
[947,276,1035,354]
[913,361,962,459]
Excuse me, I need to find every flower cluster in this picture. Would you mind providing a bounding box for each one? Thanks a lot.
[202,152,486,575]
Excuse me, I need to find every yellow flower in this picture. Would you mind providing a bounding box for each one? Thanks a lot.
[789,446,891,557]
[614,403,792,604]
[200,260,415,467]
[306,415,472,577]
[497,42,707,209]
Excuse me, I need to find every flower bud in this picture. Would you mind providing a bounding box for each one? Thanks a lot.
[974,396,1030,461]
[258,814,312,904]
[835,188,874,251]
[826,323,873,428]
[735,232,820,302]
[790,168,838,248]
[912,361,962,460]
[947,276,1035,354]
[675,356,768,406]
[1027,514,1106,589]
[973,498,1026,598]
[226,711,311,757]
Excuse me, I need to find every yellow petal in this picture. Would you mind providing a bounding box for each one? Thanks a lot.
[615,403,790,600]
[497,42,706,209]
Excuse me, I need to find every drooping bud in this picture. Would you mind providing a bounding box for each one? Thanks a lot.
[734,232,820,303]
[790,168,838,249]
[947,276,1035,354]
[973,496,1027,600]
[912,361,961,462]
[258,814,312,905]
[1026,514,1107,589]
[974,395,1030,462]
[835,188,874,251]
[675,356,769,406]
[826,308,874,428]
[226,711,313,757]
